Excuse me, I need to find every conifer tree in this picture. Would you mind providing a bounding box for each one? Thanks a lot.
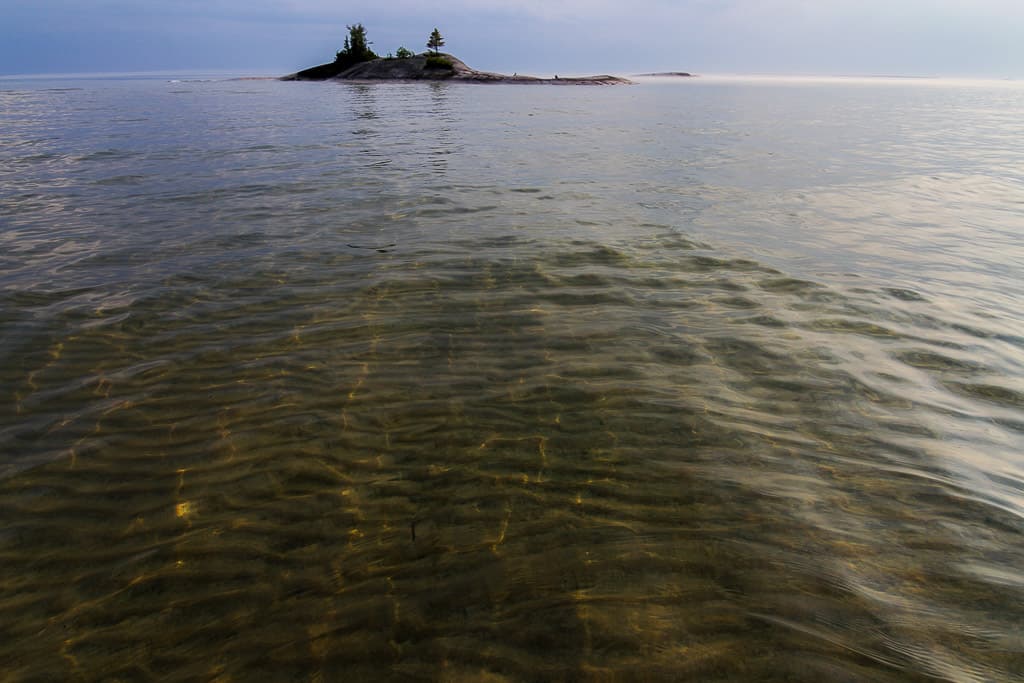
[427,28,445,55]
[335,24,377,66]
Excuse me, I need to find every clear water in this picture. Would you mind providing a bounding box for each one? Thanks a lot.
[1,75,1023,681]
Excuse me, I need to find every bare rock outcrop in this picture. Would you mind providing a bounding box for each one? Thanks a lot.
[282,53,630,85]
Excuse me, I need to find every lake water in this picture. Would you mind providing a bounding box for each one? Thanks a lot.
[1,73,1023,681]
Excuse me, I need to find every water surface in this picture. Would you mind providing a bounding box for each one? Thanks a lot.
[1,74,1023,681]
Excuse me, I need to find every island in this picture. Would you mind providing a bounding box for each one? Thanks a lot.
[633,72,695,78]
[282,24,631,85]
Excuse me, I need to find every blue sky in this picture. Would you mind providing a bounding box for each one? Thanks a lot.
[2,0,1023,77]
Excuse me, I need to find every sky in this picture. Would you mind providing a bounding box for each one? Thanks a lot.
[2,0,1023,77]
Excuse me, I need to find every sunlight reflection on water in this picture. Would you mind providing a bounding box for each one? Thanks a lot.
[0,75,1022,681]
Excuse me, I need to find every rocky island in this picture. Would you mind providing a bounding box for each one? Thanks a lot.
[282,24,630,85]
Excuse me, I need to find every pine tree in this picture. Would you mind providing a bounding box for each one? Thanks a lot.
[335,24,377,66]
[427,28,445,55]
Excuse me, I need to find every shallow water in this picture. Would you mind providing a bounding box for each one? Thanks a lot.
[1,75,1023,681]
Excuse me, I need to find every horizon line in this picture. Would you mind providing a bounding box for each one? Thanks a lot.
[1,68,1020,84]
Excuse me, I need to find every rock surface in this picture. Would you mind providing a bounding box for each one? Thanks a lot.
[282,53,631,85]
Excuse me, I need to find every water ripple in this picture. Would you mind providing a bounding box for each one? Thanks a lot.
[0,76,1022,681]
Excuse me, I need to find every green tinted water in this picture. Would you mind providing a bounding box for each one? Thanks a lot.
[1,77,1022,681]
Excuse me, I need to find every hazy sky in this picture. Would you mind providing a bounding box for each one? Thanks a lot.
[3,0,1023,77]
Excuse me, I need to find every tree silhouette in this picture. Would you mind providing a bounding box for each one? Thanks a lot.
[335,24,377,67]
[427,28,445,55]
